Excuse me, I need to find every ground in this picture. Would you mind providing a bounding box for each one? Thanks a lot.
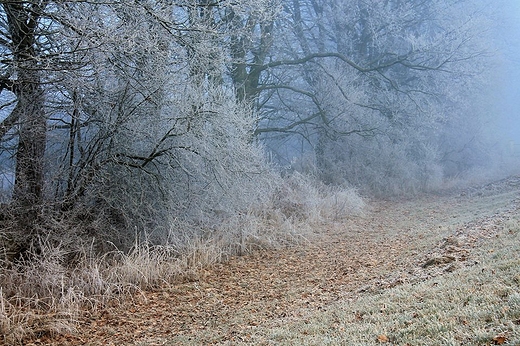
[20,176,520,345]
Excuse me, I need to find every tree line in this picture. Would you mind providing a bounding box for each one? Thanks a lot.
[0,0,503,255]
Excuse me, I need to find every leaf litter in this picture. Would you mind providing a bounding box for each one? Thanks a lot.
[18,175,520,346]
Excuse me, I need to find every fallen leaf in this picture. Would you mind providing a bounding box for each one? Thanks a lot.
[377,334,389,343]
[492,335,507,345]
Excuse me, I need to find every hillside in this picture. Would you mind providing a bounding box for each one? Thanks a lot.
[13,176,520,345]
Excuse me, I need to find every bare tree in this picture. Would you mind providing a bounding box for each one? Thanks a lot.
[0,0,501,256]
[244,0,496,190]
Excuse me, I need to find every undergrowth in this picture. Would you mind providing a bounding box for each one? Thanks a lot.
[0,173,364,345]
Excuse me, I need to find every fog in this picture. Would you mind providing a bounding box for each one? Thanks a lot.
[496,1,520,144]
[5,3,520,342]
[259,1,520,193]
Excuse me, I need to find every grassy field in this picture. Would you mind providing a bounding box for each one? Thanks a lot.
[203,220,520,345]
[161,184,520,346]
[4,177,520,345]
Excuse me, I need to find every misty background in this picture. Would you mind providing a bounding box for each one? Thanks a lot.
[498,2,520,146]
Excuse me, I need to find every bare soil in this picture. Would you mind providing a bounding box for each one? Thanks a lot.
[21,176,520,346]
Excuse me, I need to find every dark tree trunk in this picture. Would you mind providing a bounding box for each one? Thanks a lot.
[12,74,46,209]
[4,3,48,227]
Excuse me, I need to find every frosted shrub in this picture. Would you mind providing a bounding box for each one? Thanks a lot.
[273,172,365,223]
[317,185,365,220]
[315,125,444,197]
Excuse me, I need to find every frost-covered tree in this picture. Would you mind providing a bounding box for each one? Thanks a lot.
[0,1,280,253]
[249,0,498,193]
[0,0,504,257]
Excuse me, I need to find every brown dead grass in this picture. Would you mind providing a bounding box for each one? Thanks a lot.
[6,176,520,345]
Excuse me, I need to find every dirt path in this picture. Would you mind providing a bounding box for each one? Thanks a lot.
[35,176,520,346]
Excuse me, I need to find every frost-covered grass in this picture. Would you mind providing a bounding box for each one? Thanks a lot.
[0,174,364,345]
[200,218,520,346]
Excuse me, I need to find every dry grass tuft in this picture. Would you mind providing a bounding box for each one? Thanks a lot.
[273,172,365,223]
